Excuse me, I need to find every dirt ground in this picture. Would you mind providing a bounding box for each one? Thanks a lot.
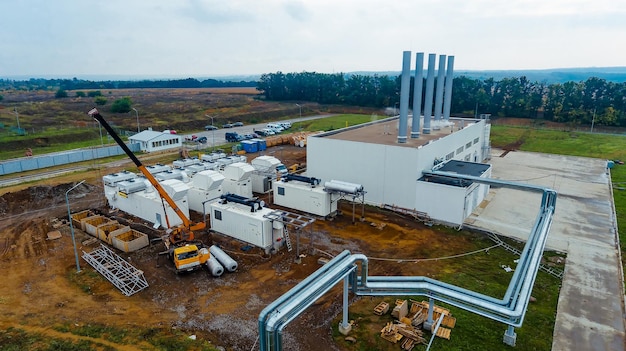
[0,146,482,351]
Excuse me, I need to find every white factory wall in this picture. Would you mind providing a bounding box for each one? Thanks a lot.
[307,119,489,220]
[414,182,467,224]
[307,137,419,209]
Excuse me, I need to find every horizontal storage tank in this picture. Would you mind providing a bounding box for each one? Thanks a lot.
[173,158,201,169]
[206,256,224,277]
[209,245,238,272]
[103,171,137,187]
[273,179,337,217]
[118,179,148,194]
[209,200,280,251]
[324,180,364,194]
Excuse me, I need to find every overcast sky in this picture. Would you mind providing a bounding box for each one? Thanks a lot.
[1,0,625,78]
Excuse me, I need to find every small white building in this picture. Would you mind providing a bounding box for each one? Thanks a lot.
[129,130,182,153]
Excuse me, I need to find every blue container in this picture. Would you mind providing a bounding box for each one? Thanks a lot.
[252,138,267,151]
[241,140,258,153]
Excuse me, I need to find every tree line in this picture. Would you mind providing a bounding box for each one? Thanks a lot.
[257,72,626,127]
[0,77,256,91]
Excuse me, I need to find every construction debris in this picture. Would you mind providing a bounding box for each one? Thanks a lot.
[46,231,62,240]
[375,299,456,348]
[374,301,390,316]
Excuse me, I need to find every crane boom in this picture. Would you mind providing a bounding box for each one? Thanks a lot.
[88,108,205,243]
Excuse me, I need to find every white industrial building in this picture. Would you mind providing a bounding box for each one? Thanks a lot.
[307,51,492,226]
[129,130,182,153]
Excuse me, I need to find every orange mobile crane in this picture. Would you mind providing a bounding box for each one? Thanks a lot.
[88,108,209,273]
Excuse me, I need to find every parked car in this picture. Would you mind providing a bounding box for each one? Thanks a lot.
[222,123,234,128]
[233,122,244,127]
[196,136,208,143]
[185,134,198,141]
[242,133,257,140]
[205,125,218,131]
[225,132,242,142]
[163,129,177,134]
[260,128,276,136]
[278,121,292,129]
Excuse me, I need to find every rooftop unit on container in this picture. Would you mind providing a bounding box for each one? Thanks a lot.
[145,163,171,175]
[201,152,227,162]
[209,194,284,253]
[220,162,253,198]
[155,169,186,182]
[184,162,218,176]
[272,175,338,217]
[173,157,201,169]
[117,179,148,194]
[103,171,137,187]
[188,170,225,213]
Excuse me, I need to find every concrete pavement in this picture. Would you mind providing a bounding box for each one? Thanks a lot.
[466,149,625,350]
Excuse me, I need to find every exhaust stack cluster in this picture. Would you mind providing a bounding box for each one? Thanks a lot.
[397,51,455,143]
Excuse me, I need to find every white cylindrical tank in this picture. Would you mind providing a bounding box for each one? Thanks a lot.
[209,245,238,272]
[324,180,364,194]
[206,256,224,277]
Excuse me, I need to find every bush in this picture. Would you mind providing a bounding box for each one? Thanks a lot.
[55,89,68,98]
[94,96,107,106]
[110,97,132,113]
[75,91,86,97]
[87,90,102,97]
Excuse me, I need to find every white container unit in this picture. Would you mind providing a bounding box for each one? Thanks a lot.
[187,170,225,213]
[272,177,338,217]
[173,158,201,169]
[209,198,283,253]
[220,162,253,198]
[104,178,190,228]
[103,171,137,187]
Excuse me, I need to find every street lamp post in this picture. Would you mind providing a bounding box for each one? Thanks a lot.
[14,107,20,131]
[295,104,302,119]
[206,115,215,150]
[132,108,139,133]
[65,180,86,273]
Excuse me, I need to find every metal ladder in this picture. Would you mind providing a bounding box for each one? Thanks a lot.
[283,226,293,252]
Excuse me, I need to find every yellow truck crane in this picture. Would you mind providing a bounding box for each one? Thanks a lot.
[88,108,209,273]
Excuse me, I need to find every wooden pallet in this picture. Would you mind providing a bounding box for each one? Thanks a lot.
[374,301,390,316]
[435,327,452,340]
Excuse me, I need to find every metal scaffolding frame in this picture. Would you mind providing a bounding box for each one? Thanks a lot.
[82,244,149,296]
[263,210,315,258]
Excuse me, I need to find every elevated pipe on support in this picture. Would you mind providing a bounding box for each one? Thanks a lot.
[442,56,455,121]
[433,54,446,123]
[397,51,411,143]
[411,52,425,139]
[422,54,436,134]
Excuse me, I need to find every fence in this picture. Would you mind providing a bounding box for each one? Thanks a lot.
[0,143,140,176]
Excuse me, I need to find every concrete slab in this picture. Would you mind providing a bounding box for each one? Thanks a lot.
[465,149,625,351]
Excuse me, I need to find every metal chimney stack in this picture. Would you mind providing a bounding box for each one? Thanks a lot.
[443,55,455,121]
[422,53,436,134]
[397,51,411,143]
[411,52,424,139]
[433,55,446,124]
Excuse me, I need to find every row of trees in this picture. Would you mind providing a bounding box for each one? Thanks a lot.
[257,72,626,127]
[0,77,256,91]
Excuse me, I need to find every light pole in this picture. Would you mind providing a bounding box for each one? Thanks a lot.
[206,114,215,150]
[295,103,302,119]
[132,108,139,133]
[394,102,399,116]
[13,107,20,131]
[591,107,597,133]
[65,180,86,273]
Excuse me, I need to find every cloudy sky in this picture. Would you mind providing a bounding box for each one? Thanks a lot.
[1,0,624,78]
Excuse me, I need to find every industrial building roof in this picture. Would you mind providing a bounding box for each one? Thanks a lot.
[419,160,491,188]
[129,130,175,142]
[316,116,474,147]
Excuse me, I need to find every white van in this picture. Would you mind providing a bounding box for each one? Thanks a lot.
[266,123,284,132]
[278,121,292,129]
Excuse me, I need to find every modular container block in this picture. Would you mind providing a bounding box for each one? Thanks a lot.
[272,179,338,217]
[111,229,149,252]
[209,201,281,250]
